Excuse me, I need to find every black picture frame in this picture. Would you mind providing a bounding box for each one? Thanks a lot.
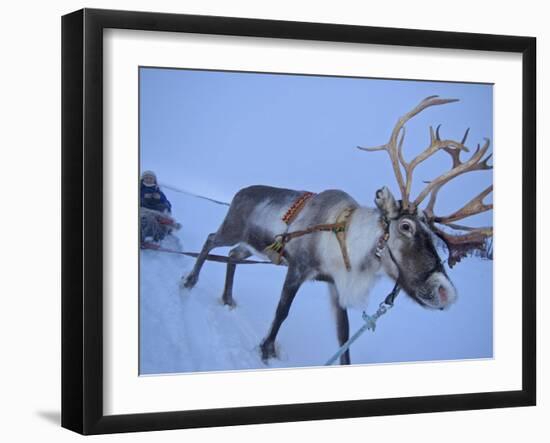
[62,8,536,435]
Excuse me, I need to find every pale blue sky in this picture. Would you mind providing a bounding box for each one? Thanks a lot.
[140,67,492,226]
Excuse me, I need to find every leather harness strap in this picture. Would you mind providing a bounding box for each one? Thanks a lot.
[375,216,391,258]
[282,192,316,225]
[265,192,357,270]
[334,207,355,271]
[265,193,392,271]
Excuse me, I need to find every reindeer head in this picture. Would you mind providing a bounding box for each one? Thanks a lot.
[374,186,456,309]
[360,96,493,309]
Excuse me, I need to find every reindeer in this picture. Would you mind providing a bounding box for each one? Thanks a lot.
[182,96,493,365]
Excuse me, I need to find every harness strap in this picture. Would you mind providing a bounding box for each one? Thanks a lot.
[375,216,390,258]
[281,206,355,271]
[334,207,355,271]
[282,192,316,225]
[265,196,392,272]
[265,192,356,269]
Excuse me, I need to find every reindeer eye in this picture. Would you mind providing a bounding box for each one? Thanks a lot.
[399,220,414,234]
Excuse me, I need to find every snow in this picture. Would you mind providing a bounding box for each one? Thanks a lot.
[139,187,493,375]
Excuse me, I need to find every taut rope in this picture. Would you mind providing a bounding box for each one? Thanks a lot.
[325,283,401,366]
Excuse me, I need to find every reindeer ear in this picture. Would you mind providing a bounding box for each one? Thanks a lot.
[375,186,400,219]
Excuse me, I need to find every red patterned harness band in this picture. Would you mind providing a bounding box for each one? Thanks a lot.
[282,192,316,225]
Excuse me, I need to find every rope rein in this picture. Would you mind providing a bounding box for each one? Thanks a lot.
[325,283,401,366]
[141,244,272,265]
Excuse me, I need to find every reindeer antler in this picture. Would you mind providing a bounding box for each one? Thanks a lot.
[358,96,471,210]
[358,95,493,267]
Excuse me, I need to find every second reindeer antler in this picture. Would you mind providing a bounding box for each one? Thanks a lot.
[358,95,493,267]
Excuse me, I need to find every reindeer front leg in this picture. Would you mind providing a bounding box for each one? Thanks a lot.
[329,283,350,365]
[260,266,305,362]
[334,306,350,365]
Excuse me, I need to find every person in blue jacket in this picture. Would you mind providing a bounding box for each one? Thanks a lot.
[140,170,172,213]
[140,170,173,244]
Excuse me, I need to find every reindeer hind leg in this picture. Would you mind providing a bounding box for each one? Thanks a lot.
[182,230,235,289]
[221,245,251,307]
[182,205,248,289]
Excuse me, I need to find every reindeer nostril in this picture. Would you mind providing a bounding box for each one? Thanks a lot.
[438,285,448,303]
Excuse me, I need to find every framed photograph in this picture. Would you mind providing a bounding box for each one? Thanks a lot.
[62,8,536,435]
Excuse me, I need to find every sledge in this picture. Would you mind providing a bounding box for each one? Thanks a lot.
[140,206,182,245]
[141,207,181,229]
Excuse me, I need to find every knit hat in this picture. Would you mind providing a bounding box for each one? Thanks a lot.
[141,170,157,187]
[141,170,157,181]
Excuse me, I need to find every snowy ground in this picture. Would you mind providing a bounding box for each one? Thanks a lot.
[139,187,493,375]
